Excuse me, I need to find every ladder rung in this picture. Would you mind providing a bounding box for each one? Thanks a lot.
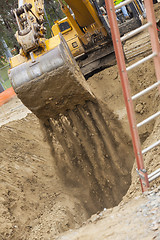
[142,140,160,154]
[115,0,133,10]
[121,23,152,42]
[148,171,160,182]
[132,81,160,100]
[148,168,160,182]
[137,111,160,128]
[126,52,157,71]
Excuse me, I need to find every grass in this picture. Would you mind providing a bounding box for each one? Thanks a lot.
[0,65,12,89]
[2,79,12,89]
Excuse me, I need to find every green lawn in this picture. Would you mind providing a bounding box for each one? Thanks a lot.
[0,65,12,89]
[2,79,12,89]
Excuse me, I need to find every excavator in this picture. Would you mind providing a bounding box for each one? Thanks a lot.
[9,0,145,121]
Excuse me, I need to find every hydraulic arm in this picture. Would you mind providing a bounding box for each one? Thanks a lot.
[14,0,46,53]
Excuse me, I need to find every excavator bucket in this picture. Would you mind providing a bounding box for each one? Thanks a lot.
[9,34,95,121]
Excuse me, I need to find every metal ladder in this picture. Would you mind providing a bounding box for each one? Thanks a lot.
[105,0,160,192]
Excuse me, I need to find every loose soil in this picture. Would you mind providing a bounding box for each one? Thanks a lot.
[0,3,160,239]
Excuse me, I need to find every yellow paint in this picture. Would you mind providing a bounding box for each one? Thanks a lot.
[61,5,88,45]
[9,54,27,68]
[52,23,61,36]
[52,18,85,56]
[134,0,143,15]
[64,0,95,27]
[62,26,85,56]
[45,35,61,51]
[64,0,107,36]
[82,0,107,36]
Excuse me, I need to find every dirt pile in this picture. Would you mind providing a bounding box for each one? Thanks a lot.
[88,58,159,142]
[0,97,30,127]
[57,186,160,240]
[125,116,160,200]
[41,100,134,213]
[0,102,134,240]
[0,4,160,238]
[0,114,88,240]
[56,116,160,240]
[0,98,136,239]
[0,52,159,239]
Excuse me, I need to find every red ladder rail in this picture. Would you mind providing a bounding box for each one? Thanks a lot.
[105,0,160,192]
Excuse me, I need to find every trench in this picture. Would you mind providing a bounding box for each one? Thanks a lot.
[41,99,134,218]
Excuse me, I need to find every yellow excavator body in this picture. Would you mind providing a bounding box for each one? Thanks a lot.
[51,18,85,57]
[9,0,144,120]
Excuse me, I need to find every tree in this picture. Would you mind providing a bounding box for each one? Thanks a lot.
[0,0,19,65]
[44,0,65,38]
